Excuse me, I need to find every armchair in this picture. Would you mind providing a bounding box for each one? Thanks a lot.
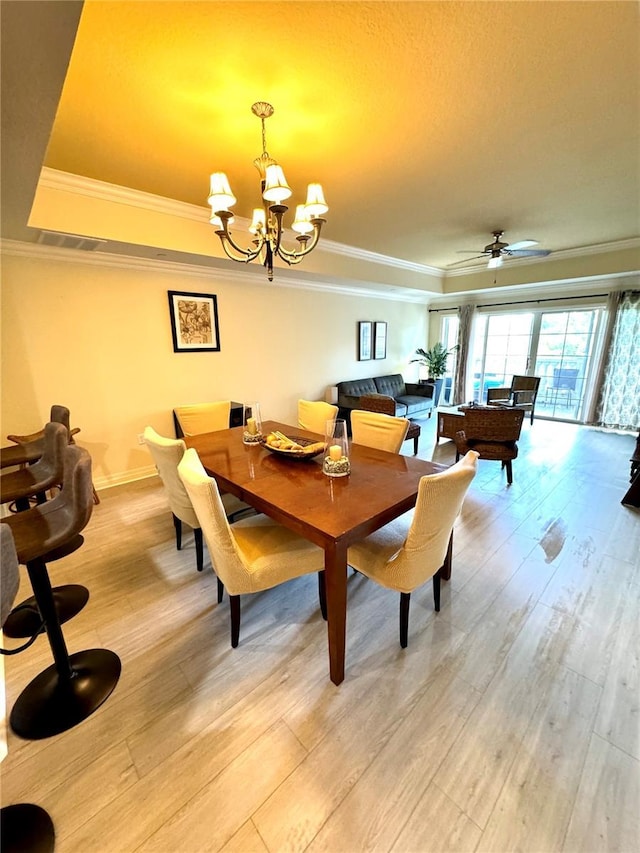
[486,375,540,424]
[454,407,525,485]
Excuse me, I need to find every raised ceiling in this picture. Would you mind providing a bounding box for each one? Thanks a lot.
[3,0,639,286]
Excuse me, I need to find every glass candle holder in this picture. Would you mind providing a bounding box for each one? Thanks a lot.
[323,418,350,477]
[242,402,262,444]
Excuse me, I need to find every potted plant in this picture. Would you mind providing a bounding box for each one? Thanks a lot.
[410,343,458,405]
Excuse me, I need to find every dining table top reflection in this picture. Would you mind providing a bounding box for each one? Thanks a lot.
[185,420,444,685]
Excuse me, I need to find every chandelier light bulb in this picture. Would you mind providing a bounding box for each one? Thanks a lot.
[304,183,328,217]
[208,172,236,211]
[262,164,292,203]
[292,205,314,234]
[249,208,266,235]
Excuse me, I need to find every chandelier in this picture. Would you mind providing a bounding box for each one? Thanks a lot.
[207,102,328,281]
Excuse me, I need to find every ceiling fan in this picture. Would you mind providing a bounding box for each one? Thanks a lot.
[450,230,551,269]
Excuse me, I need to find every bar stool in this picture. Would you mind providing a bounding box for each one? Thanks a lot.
[1,423,89,643]
[1,444,121,739]
[5,405,100,505]
[1,525,55,853]
[0,422,67,512]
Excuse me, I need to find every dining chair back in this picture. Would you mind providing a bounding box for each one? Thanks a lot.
[454,406,524,484]
[297,400,338,435]
[359,394,421,454]
[178,447,325,647]
[350,409,410,454]
[173,401,231,437]
[143,426,253,572]
[347,451,478,646]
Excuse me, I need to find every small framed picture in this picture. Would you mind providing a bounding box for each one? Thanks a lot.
[168,290,220,353]
[358,321,373,361]
[373,321,387,359]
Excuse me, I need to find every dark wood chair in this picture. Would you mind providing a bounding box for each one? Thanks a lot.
[454,406,525,485]
[359,393,421,454]
[486,375,541,424]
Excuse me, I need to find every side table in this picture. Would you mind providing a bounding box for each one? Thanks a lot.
[436,408,465,442]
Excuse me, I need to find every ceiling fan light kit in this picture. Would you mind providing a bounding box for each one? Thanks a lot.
[451,229,551,269]
[208,102,328,281]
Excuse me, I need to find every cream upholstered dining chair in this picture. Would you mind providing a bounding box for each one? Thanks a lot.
[350,410,410,454]
[173,401,231,437]
[143,427,253,573]
[297,399,338,435]
[347,451,478,647]
[178,447,326,647]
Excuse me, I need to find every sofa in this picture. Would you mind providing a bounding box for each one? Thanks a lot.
[336,374,436,428]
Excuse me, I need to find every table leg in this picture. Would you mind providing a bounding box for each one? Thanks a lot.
[324,541,348,685]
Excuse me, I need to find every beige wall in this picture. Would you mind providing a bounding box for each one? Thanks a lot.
[1,248,428,489]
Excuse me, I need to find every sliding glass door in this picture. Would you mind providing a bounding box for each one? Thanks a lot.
[466,306,603,422]
[533,310,600,420]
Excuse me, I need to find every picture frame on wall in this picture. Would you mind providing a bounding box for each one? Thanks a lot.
[168,290,220,353]
[373,321,387,359]
[358,321,373,361]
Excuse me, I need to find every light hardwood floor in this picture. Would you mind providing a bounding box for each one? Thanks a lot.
[2,416,639,852]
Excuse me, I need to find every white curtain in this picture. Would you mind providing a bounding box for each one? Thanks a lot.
[596,290,640,430]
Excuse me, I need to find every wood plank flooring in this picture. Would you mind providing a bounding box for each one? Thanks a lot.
[1,416,638,852]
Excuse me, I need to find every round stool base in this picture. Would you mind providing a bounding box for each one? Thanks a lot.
[10,649,121,740]
[2,584,90,639]
[0,803,55,853]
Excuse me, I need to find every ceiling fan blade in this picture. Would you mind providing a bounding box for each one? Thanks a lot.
[456,250,489,254]
[507,239,538,251]
[505,249,551,258]
[448,255,487,267]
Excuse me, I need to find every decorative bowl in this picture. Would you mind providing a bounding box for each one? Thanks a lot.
[260,435,325,461]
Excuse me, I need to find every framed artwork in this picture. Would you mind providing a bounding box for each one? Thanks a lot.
[358,321,373,361]
[168,290,220,353]
[373,321,387,359]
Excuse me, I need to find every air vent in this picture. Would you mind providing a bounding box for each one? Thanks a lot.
[37,231,106,252]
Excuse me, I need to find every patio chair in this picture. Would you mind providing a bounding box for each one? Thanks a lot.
[486,375,541,424]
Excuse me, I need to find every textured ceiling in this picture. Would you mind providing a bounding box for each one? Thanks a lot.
[5,1,640,275]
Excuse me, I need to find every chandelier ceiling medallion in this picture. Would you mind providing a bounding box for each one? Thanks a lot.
[207,102,328,281]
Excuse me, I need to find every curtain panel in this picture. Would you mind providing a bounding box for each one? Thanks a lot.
[596,290,640,431]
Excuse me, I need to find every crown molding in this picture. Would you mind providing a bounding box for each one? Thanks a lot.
[0,238,431,304]
[37,168,444,277]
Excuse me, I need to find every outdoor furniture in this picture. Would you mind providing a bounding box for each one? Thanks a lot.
[546,367,579,406]
[486,375,541,424]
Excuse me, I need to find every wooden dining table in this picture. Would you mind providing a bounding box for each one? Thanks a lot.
[186,420,445,685]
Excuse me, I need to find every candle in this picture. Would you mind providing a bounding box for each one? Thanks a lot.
[329,444,342,461]
[246,417,257,435]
